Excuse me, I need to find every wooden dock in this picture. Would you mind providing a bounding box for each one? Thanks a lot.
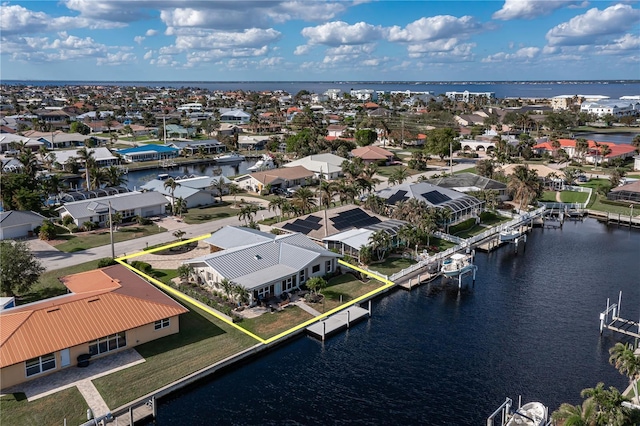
[599,292,640,339]
[588,210,640,228]
[306,305,370,341]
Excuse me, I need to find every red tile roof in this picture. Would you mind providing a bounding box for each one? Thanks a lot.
[532,138,636,158]
[0,265,187,368]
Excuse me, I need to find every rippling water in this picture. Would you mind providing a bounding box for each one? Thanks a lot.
[153,219,639,425]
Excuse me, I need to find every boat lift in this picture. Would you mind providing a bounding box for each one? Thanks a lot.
[599,291,640,339]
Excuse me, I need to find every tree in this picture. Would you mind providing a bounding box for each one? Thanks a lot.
[70,121,90,135]
[552,398,596,426]
[632,135,640,154]
[38,220,57,240]
[581,382,633,426]
[475,159,495,179]
[232,284,250,306]
[317,180,336,210]
[369,230,392,261]
[292,187,316,214]
[220,278,234,300]
[76,147,96,190]
[507,165,542,210]
[210,177,228,202]
[425,128,460,160]
[609,343,640,404]
[104,166,127,187]
[355,129,377,146]
[387,167,409,186]
[0,241,45,297]
[305,276,327,295]
[177,264,193,283]
[173,197,187,218]
[238,204,259,225]
[163,178,180,215]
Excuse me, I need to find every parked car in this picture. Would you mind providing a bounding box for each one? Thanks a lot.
[577,175,588,182]
[271,187,288,196]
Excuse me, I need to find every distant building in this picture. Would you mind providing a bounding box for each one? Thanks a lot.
[283,153,346,180]
[116,144,179,163]
[445,91,495,103]
[580,100,639,117]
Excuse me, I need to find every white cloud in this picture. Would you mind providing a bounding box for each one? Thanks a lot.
[143,50,154,60]
[482,47,541,62]
[63,0,150,22]
[294,45,312,56]
[145,29,158,37]
[301,21,385,46]
[134,36,145,44]
[387,15,483,43]
[596,34,640,55]
[546,4,640,46]
[97,51,136,66]
[492,0,585,20]
[171,28,281,51]
[0,3,124,35]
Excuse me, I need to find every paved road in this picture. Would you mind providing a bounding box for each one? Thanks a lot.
[31,156,478,272]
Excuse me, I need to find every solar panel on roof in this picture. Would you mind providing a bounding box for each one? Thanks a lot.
[386,190,408,205]
[306,215,322,223]
[282,222,312,234]
[422,191,451,205]
[298,218,323,230]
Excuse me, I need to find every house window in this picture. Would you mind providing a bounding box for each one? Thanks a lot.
[312,264,320,274]
[299,269,306,284]
[282,275,296,291]
[25,353,56,377]
[326,260,333,273]
[88,332,126,356]
[154,318,170,330]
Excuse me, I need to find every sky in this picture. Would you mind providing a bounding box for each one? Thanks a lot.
[1,0,639,82]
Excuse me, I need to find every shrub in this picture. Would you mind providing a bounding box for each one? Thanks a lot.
[130,260,152,272]
[62,215,74,226]
[38,220,57,240]
[82,221,97,232]
[68,224,78,233]
[97,258,118,268]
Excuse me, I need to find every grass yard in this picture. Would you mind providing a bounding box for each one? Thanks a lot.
[454,166,477,174]
[588,195,636,215]
[51,224,165,253]
[0,387,87,426]
[319,273,385,312]
[368,257,415,276]
[183,202,239,224]
[560,191,589,203]
[237,305,314,339]
[540,191,558,202]
[93,301,257,409]
[375,164,422,178]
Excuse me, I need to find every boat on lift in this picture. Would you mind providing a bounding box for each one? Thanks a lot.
[441,253,475,277]
[506,401,549,426]
[499,228,521,242]
[247,154,275,172]
[214,152,245,163]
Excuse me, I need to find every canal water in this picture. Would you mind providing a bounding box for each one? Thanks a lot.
[150,219,639,425]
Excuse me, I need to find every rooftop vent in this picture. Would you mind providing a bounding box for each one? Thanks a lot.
[254,254,262,260]
[46,308,60,313]
[88,298,100,303]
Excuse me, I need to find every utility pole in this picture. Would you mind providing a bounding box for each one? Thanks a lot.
[108,201,115,259]
[449,139,453,175]
[163,115,167,145]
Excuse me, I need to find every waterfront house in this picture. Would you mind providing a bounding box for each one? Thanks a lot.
[238,135,269,151]
[116,145,179,163]
[0,265,188,389]
[220,109,251,125]
[185,227,340,303]
[351,145,394,165]
[21,130,89,150]
[165,124,195,139]
[282,153,346,180]
[375,182,484,228]
[141,175,232,208]
[168,139,226,156]
[607,180,640,204]
[234,166,314,194]
[532,139,637,164]
[425,173,509,201]
[0,210,46,240]
[0,134,44,153]
[56,191,168,227]
[51,147,119,170]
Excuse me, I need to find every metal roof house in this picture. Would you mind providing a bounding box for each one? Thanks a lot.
[116,145,179,163]
[56,191,168,227]
[425,173,508,200]
[185,226,341,303]
[282,153,346,180]
[140,175,232,208]
[375,182,484,227]
[0,265,188,389]
[0,210,46,240]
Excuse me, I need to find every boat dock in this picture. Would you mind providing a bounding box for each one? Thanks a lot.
[599,291,640,339]
[588,210,640,228]
[306,304,371,341]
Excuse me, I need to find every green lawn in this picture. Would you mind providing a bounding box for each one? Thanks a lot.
[182,201,265,225]
[540,191,558,202]
[368,257,416,276]
[560,191,589,203]
[588,195,636,215]
[52,224,165,253]
[93,301,256,409]
[454,166,477,174]
[0,387,88,426]
[375,165,422,178]
[18,259,106,305]
[237,305,314,338]
[319,273,384,312]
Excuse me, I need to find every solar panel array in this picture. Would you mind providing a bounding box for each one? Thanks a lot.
[331,208,381,231]
[385,190,408,205]
[422,191,451,205]
[282,215,323,235]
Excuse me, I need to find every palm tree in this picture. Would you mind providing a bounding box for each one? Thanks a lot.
[89,167,107,190]
[17,149,39,179]
[581,382,632,426]
[552,398,596,426]
[76,147,95,190]
[609,343,640,403]
[232,284,250,306]
[210,177,228,202]
[368,230,391,261]
[268,196,285,221]
[227,183,241,202]
[106,212,123,231]
[172,229,186,241]
[104,165,127,187]
[173,197,187,218]
[163,178,180,215]
[292,187,316,214]
[507,165,541,211]
[363,194,386,215]
[388,167,410,186]
[575,138,589,164]
[317,180,336,210]
[238,204,259,225]
[220,278,234,300]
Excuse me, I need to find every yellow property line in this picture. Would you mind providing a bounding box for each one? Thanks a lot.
[116,235,396,345]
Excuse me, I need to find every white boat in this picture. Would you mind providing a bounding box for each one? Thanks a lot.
[499,228,521,242]
[506,402,548,426]
[214,152,245,163]
[441,253,475,277]
[247,154,275,172]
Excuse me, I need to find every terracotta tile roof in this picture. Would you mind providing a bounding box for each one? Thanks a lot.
[249,165,314,184]
[0,265,187,368]
[532,138,636,158]
[351,145,394,160]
